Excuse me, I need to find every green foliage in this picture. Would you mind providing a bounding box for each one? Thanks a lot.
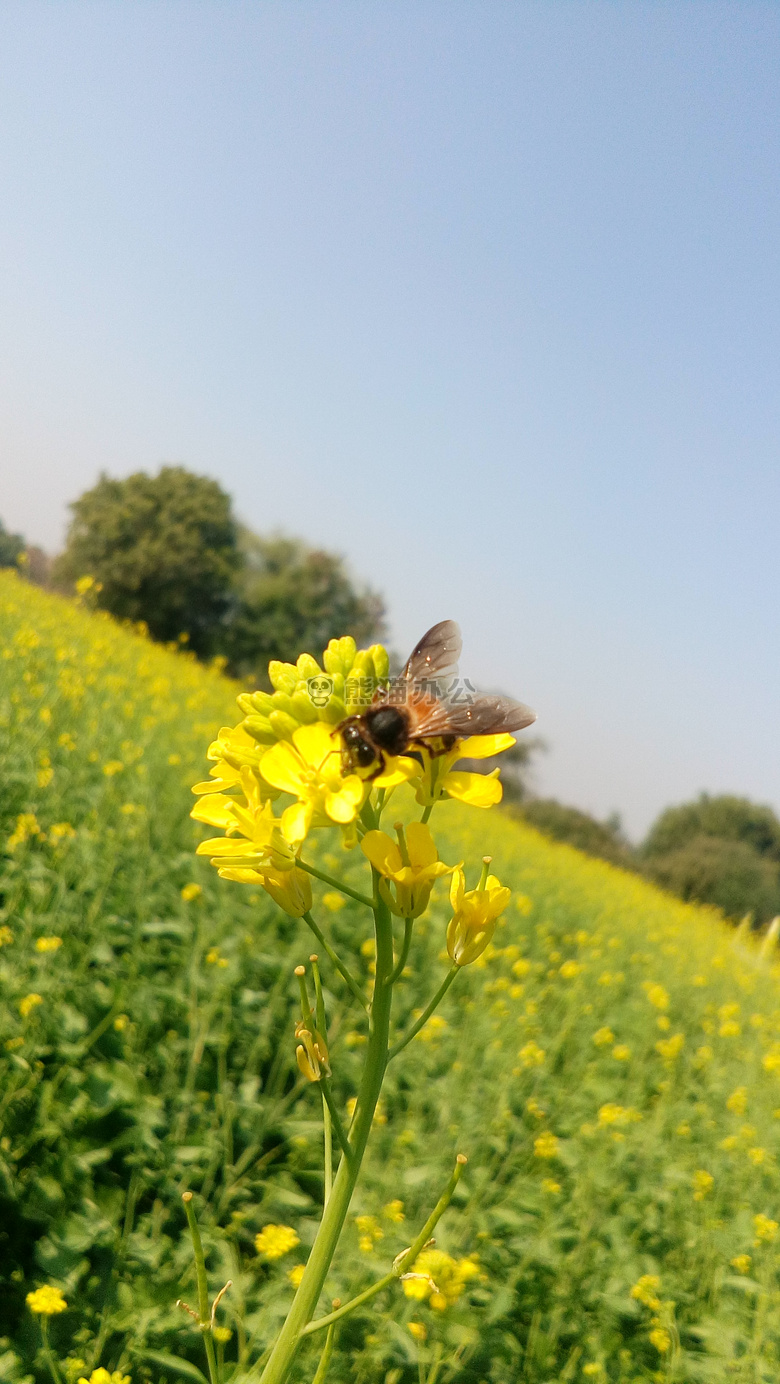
[224,532,385,681]
[6,575,780,1382]
[512,798,636,869]
[642,795,780,924]
[0,519,24,569]
[53,468,241,657]
[644,794,780,863]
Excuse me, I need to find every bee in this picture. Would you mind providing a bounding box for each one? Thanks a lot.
[339,619,537,778]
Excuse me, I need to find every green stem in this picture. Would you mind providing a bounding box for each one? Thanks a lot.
[318,1077,352,1163]
[390,916,414,985]
[420,803,434,824]
[297,858,374,909]
[40,1318,63,1384]
[388,966,460,1061]
[311,1323,336,1384]
[182,1193,219,1384]
[302,913,369,1012]
[258,879,395,1384]
[302,1153,467,1337]
[321,1092,333,1205]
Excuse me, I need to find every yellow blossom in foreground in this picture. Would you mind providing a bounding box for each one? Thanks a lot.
[19,993,42,1018]
[630,1275,661,1310]
[402,1249,480,1309]
[361,822,457,918]
[446,863,510,966]
[753,1213,778,1245]
[26,1285,67,1315]
[692,1170,714,1200]
[255,1224,300,1260]
[410,734,516,810]
[534,1132,559,1159]
[35,936,62,953]
[731,1254,752,1274]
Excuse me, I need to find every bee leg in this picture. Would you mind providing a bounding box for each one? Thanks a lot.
[365,751,386,782]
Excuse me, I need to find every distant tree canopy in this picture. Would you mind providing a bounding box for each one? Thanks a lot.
[641,793,780,925]
[54,467,385,675]
[0,519,24,569]
[225,531,385,681]
[54,468,241,657]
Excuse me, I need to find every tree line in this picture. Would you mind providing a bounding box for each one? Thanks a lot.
[3,467,779,926]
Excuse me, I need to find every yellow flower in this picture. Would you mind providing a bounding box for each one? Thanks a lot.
[288,1264,305,1287]
[597,1104,641,1128]
[408,1321,427,1342]
[259,722,370,845]
[731,1254,752,1274]
[181,883,202,901]
[656,1033,684,1060]
[35,937,62,953]
[692,1170,714,1200]
[534,1132,559,1159]
[518,1041,545,1067]
[592,1027,614,1047]
[194,794,312,916]
[355,1214,384,1253]
[255,1224,300,1260]
[401,1249,480,1308]
[612,1045,631,1061]
[727,1087,748,1115]
[753,1213,778,1244]
[649,1327,671,1353]
[8,812,41,849]
[26,1285,67,1315]
[19,993,42,1019]
[410,734,516,811]
[630,1275,661,1310]
[383,1199,405,1222]
[446,861,510,966]
[361,822,457,918]
[748,1147,767,1166]
[542,1178,561,1194]
[644,983,669,1010]
[77,1372,130,1384]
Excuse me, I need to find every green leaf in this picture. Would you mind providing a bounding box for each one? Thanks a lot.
[140,1352,210,1384]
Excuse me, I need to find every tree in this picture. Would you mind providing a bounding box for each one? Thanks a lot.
[224,531,386,680]
[641,793,780,924]
[0,519,24,568]
[644,834,780,924]
[53,468,241,657]
[643,793,780,864]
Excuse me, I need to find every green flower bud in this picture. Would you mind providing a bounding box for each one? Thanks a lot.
[250,691,276,715]
[268,709,299,740]
[236,693,255,715]
[268,661,298,694]
[270,691,296,716]
[320,695,347,725]
[323,641,343,676]
[291,685,319,724]
[369,644,390,681]
[337,636,357,672]
[241,714,277,743]
[296,652,322,680]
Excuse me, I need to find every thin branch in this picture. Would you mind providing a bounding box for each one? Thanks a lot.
[297,858,374,909]
[389,917,414,985]
[302,913,369,1012]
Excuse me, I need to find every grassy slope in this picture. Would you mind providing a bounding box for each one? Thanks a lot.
[2,571,780,1384]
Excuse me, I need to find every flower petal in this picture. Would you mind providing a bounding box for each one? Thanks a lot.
[361,830,403,877]
[457,733,516,760]
[190,794,240,829]
[260,741,306,796]
[405,822,438,870]
[443,769,503,808]
[293,721,339,770]
[281,799,312,844]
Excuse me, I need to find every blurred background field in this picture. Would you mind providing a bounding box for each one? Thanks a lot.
[3,573,780,1383]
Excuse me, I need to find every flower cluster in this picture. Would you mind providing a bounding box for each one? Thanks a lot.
[402,1249,480,1311]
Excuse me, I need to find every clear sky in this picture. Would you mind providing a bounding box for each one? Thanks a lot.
[1,2,779,838]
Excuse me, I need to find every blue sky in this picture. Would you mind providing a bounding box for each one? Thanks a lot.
[1,2,779,837]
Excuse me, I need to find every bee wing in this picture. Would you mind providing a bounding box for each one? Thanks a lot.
[402,620,462,685]
[411,693,537,741]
